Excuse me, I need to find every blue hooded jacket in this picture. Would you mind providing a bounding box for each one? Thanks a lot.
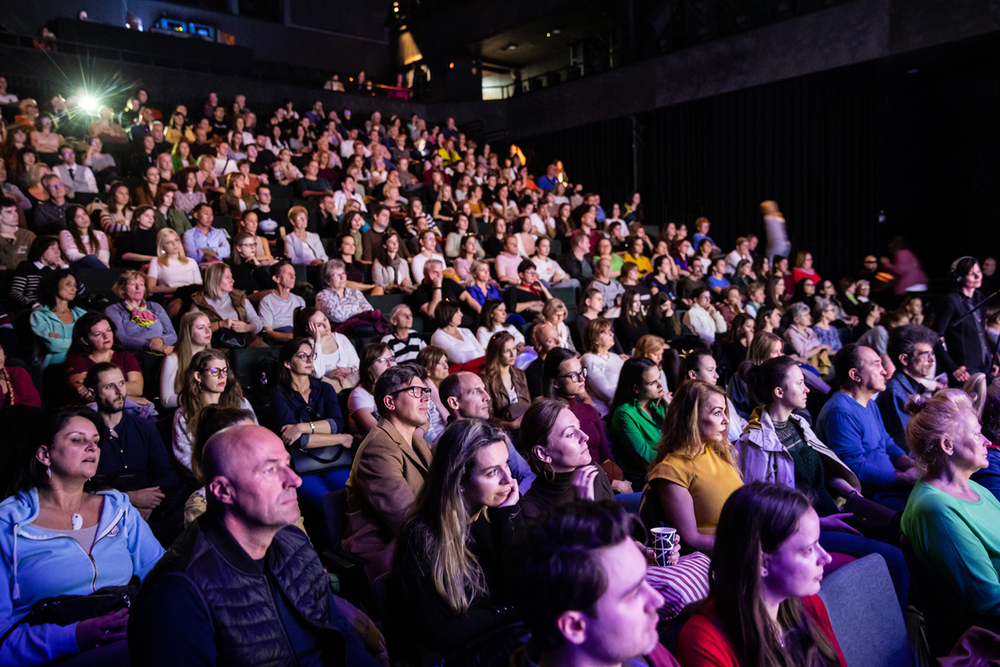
[0,488,164,666]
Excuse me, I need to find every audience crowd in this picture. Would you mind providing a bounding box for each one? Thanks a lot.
[0,79,998,667]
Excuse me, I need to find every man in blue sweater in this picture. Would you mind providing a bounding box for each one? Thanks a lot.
[817,344,920,511]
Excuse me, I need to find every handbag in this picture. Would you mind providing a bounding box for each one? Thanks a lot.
[0,583,138,648]
[289,444,353,475]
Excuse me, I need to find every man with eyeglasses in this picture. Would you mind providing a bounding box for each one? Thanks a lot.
[33,174,69,235]
[439,371,535,493]
[343,363,434,581]
[877,325,942,454]
[53,146,98,198]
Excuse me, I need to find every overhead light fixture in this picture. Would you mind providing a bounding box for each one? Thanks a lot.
[552,29,561,34]
[504,43,518,51]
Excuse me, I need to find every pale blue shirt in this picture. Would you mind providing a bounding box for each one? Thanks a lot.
[183,226,231,263]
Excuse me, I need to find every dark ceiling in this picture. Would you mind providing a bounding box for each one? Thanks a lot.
[468,8,612,69]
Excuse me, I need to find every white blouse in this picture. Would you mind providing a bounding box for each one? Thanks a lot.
[147,257,203,288]
[476,324,525,350]
[312,333,360,379]
[431,327,486,365]
[581,352,625,418]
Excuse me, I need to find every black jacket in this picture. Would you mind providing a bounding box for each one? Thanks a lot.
[933,289,990,374]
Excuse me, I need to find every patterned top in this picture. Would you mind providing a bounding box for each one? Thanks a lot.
[316,287,373,323]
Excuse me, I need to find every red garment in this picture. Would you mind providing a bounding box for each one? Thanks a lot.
[65,350,141,378]
[792,267,822,286]
[1,366,41,408]
[677,596,847,667]
[566,395,614,465]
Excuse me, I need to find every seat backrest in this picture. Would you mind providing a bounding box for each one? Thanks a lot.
[320,488,348,549]
[817,553,913,667]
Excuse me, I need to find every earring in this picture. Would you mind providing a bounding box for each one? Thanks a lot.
[46,466,52,479]
[761,569,768,577]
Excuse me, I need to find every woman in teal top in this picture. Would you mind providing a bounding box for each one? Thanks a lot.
[29,269,87,369]
[610,357,668,488]
[901,389,1000,640]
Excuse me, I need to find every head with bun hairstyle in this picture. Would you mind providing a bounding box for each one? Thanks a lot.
[905,389,985,475]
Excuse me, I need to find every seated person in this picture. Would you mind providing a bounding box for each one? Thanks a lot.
[684,289,727,343]
[159,312,212,409]
[0,344,41,408]
[381,304,426,363]
[333,233,379,292]
[294,158,333,198]
[901,389,1000,639]
[65,312,148,405]
[505,260,553,321]
[284,205,328,266]
[217,172,257,224]
[640,381,743,554]
[508,500,681,667]
[104,270,176,356]
[115,206,160,269]
[129,423,382,667]
[706,257,731,294]
[315,259,376,324]
[410,229,445,284]
[580,317,624,418]
[59,203,110,269]
[342,364,435,581]
[476,299,525,350]
[0,195,35,272]
[30,269,88,369]
[677,483,847,667]
[234,210,275,266]
[88,363,185,544]
[172,349,256,474]
[271,338,354,549]
[615,288,650,354]
[495,235,523,285]
[258,261,306,343]
[588,257,625,312]
[392,419,523,663]
[683,349,747,442]
[520,398,616,520]
[480,331,530,431]
[622,235,653,277]
[784,302,834,374]
[11,237,74,312]
[876,324,940,453]
[182,203,230,265]
[430,300,485,365]
[0,406,164,667]
[295,306,360,392]
[373,230,414,294]
[191,263,265,344]
[145,228,202,311]
[458,259,502,317]
[817,344,920,511]
[739,356,910,611]
[610,358,668,489]
[347,342,393,438]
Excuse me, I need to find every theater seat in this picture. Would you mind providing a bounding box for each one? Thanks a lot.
[817,554,914,667]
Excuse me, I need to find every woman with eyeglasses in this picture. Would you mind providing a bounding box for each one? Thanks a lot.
[348,342,395,438]
[542,348,632,494]
[172,349,255,476]
[272,338,354,531]
[610,357,669,489]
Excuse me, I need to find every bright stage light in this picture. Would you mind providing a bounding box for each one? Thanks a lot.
[78,94,100,114]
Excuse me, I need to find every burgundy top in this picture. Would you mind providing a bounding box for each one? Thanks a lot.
[566,395,615,464]
[65,350,141,378]
[1,366,41,408]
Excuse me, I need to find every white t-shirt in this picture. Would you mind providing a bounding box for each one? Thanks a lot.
[348,386,377,419]
[147,257,203,288]
[312,333,360,379]
[0,93,18,105]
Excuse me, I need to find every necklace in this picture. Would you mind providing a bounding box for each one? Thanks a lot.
[39,493,86,530]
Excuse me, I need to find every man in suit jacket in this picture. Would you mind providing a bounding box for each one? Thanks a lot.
[342,363,433,581]
[53,146,98,198]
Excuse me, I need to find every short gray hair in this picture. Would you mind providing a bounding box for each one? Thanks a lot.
[788,302,811,322]
[321,259,346,287]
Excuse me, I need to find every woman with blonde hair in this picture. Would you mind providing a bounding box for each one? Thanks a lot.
[104,270,176,355]
[173,349,255,474]
[393,419,523,663]
[542,298,577,353]
[480,331,530,431]
[284,205,327,266]
[901,389,1000,644]
[160,311,213,407]
[190,262,264,345]
[640,380,743,553]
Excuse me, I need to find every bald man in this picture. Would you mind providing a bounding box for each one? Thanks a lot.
[130,425,382,667]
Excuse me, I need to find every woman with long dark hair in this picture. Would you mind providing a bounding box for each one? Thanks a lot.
[480,330,530,430]
[677,482,846,667]
[610,357,667,489]
[393,419,523,665]
[615,287,649,354]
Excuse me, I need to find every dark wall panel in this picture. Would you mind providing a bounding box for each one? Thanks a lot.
[647,62,883,281]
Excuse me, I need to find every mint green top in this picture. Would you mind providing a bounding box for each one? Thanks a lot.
[901,479,1000,618]
[610,400,667,464]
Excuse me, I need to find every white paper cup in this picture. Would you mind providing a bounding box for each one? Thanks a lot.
[650,527,677,566]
